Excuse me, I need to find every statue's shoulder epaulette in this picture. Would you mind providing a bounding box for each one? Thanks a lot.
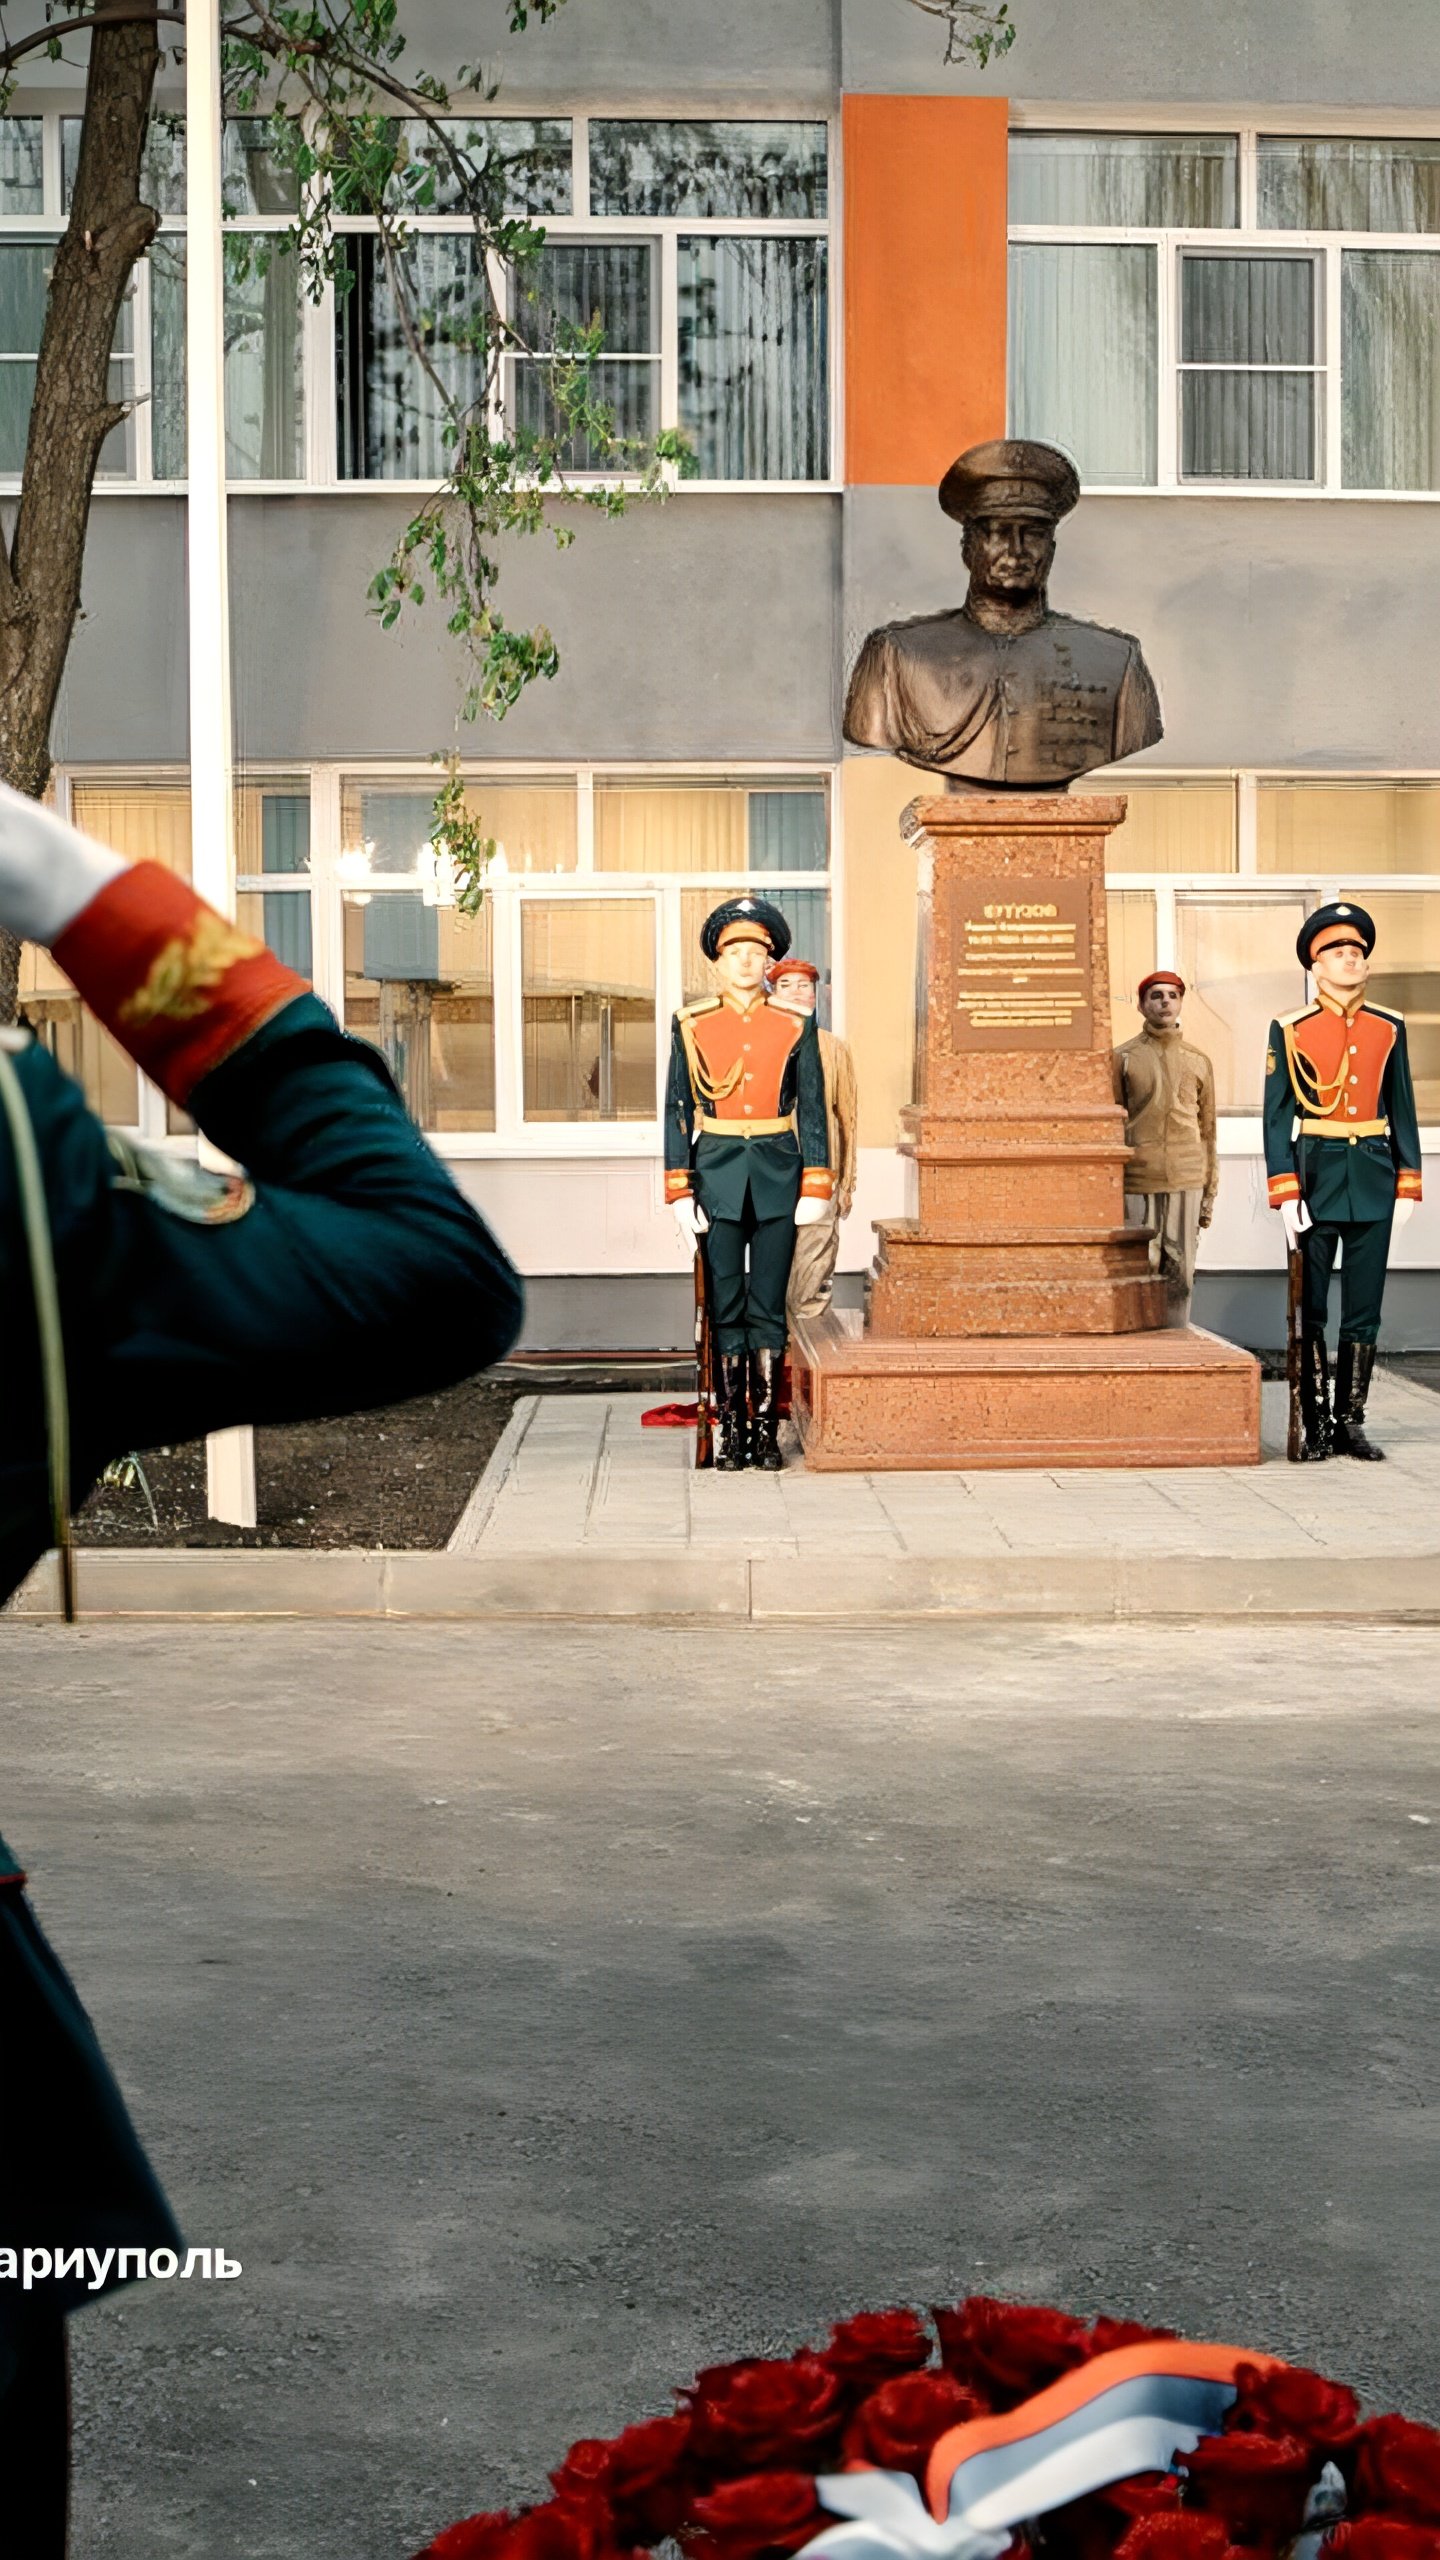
[1277,1004,1320,1029]
[1366,1000,1405,1024]
[677,996,721,1021]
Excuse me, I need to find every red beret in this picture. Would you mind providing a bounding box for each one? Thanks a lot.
[1138,969,1186,999]
[767,957,820,984]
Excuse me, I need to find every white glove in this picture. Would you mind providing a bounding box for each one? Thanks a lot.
[794,1195,828,1229]
[672,1195,708,1245]
[1393,1198,1416,1232]
[1280,1198,1313,1249]
[0,778,126,945]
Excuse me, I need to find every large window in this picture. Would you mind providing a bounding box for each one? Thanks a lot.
[0,110,305,483]
[333,768,831,1139]
[521,899,655,1121]
[0,108,831,488]
[1009,126,1440,493]
[1103,773,1440,1117]
[333,114,831,487]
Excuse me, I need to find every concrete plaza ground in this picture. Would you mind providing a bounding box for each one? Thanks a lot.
[3,1616,1436,2557]
[12,1367,1440,1620]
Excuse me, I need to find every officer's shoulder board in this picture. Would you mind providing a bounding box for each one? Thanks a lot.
[1276,1003,1320,1029]
[1365,1000,1405,1024]
[677,995,721,1020]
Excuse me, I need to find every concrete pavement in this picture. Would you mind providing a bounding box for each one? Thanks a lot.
[10,1371,1440,1622]
[3,1617,1436,2558]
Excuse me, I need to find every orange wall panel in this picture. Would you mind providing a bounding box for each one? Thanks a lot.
[843,94,1008,487]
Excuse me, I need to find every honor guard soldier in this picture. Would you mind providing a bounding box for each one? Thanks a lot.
[666,897,831,1469]
[0,780,523,2549]
[1264,900,1422,1461]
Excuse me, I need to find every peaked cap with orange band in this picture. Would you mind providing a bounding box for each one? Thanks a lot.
[795,2341,1284,2560]
[52,861,309,1108]
[699,895,793,963]
[1297,902,1375,969]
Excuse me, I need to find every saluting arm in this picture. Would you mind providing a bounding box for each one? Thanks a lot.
[0,786,525,1584]
[1386,1025,1424,1204]
[1263,1021,1302,1210]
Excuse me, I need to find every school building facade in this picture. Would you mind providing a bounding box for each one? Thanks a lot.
[15,0,1440,1345]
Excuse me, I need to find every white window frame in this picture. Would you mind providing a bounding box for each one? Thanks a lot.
[0,102,839,496]
[1097,763,1440,1146]
[325,109,839,498]
[41,757,1440,1166]
[1009,112,1440,500]
[312,756,840,1158]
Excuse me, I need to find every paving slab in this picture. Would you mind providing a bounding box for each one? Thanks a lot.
[8,1374,1440,1622]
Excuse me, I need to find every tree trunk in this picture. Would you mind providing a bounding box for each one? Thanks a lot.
[0,7,160,1023]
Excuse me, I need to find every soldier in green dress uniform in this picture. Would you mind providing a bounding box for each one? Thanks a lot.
[665,896,831,1468]
[1264,900,1422,1461]
[0,781,523,2548]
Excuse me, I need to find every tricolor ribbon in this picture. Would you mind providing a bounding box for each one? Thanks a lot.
[800,2342,1290,2560]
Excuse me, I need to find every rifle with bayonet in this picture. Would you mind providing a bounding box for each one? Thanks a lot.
[693,1240,716,1469]
[1285,1234,1304,1463]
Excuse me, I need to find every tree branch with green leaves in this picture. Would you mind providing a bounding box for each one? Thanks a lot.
[0,0,684,1006]
[903,0,1015,67]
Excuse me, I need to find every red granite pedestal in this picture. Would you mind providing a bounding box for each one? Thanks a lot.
[793,793,1260,1469]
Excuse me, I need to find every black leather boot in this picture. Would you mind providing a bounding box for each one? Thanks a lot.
[747,1347,784,1470]
[1334,1341,1385,1460]
[715,1354,750,1470]
[1298,1331,1333,1461]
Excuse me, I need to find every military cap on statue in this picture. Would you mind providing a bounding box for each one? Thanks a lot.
[1297,901,1376,969]
[699,894,792,963]
[938,438,1081,526]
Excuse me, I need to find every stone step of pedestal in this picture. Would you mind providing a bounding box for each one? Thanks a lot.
[792,1314,1260,1470]
[913,1163,1129,1232]
[867,1221,1166,1338]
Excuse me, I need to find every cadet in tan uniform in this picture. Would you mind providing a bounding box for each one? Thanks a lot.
[766,958,858,1324]
[1112,968,1218,1327]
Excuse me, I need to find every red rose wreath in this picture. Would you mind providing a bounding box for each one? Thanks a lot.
[411,2303,1440,2560]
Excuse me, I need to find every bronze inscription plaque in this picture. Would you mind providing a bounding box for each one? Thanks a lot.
[946,876,1094,1052]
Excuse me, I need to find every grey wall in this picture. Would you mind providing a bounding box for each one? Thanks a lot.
[843,489,1440,772]
[393,0,835,106]
[228,492,841,766]
[842,0,1440,110]
[49,500,189,766]
[1196,1271,1440,1353]
[509,1270,1440,1353]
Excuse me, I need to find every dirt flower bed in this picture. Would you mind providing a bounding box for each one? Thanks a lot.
[75,1375,523,1552]
[74,1359,696,1552]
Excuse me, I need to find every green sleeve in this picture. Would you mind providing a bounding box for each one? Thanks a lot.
[794,1015,830,1172]
[664,1016,695,1179]
[1385,1020,1423,1178]
[1263,1020,1299,1193]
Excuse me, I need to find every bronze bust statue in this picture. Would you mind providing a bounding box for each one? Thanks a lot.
[843,439,1163,791]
